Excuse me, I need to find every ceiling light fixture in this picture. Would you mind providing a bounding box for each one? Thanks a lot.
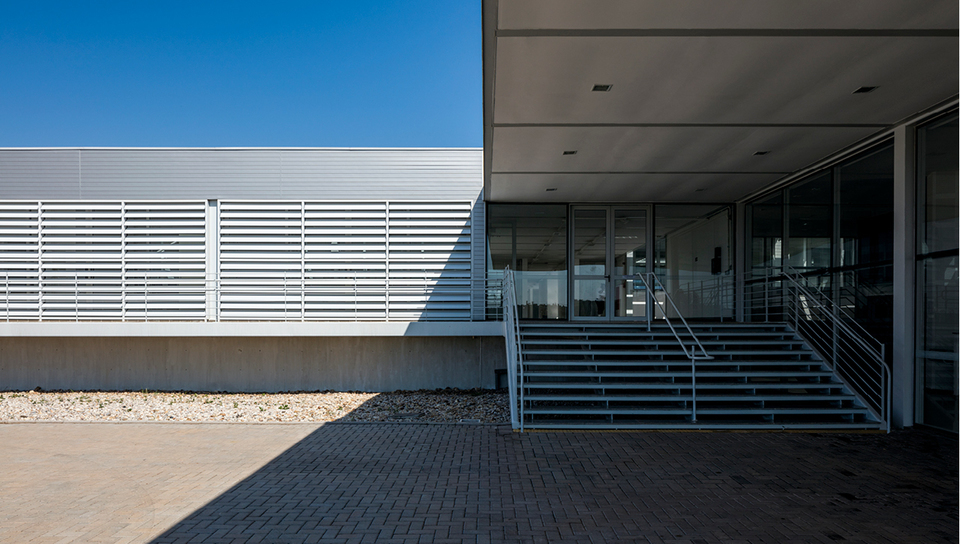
[592,84,612,92]
[853,86,878,94]
[562,150,577,155]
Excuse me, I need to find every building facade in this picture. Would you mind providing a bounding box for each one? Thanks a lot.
[0,1,957,432]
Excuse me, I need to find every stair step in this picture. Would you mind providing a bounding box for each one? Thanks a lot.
[522,361,824,368]
[523,407,869,416]
[523,349,813,356]
[521,339,806,347]
[523,370,834,378]
[523,394,855,402]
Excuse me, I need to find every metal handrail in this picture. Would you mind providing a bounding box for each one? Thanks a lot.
[781,268,886,358]
[777,270,890,430]
[501,266,522,430]
[636,272,713,422]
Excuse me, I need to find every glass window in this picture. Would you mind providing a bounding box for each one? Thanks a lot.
[748,192,783,274]
[653,204,733,319]
[839,146,894,268]
[488,204,567,320]
[916,112,959,432]
[787,172,832,272]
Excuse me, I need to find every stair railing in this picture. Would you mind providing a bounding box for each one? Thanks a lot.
[779,268,890,431]
[501,266,523,431]
[636,272,713,421]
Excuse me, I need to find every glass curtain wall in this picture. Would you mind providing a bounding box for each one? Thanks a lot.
[653,204,733,319]
[837,146,894,346]
[745,194,783,321]
[744,142,894,352]
[487,204,567,320]
[916,112,959,432]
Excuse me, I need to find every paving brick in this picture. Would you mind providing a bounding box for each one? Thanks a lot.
[0,424,956,543]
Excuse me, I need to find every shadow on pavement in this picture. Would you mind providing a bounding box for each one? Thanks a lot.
[149,424,958,544]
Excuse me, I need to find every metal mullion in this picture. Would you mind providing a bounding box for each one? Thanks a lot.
[301,201,306,321]
[385,201,390,321]
[121,201,127,321]
[37,201,44,321]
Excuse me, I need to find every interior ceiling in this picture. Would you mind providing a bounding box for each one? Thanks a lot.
[483,0,959,203]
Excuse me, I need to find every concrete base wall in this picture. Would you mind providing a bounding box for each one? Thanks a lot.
[0,336,507,392]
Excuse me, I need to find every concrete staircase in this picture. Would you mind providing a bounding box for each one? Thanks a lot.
[518,322,882,430]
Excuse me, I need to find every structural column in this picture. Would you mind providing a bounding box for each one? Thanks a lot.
[892,124,916,428]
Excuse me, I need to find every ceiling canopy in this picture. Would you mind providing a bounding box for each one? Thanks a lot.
[483,0,959,202]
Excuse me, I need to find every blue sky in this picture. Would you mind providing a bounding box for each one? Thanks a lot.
[0,1,481,147]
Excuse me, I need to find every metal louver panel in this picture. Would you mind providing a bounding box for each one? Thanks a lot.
[0,200,206,320]
[2,199,478,322]
[122,202,206,320]
[387,202,472,321]
[218,201,304,320]
[304,202,387,320]
[39,202,123,319]
[0,202,40,319]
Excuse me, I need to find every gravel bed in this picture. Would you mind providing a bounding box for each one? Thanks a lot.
[0,389,509,424]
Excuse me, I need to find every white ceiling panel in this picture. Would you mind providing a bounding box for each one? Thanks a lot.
[498,0,958,30]
[490,173,781,202]
[483,0,958,203]
[491,126,879,174]
[493,36,958,125]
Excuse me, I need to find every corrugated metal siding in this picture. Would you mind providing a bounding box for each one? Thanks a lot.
[0,150,80,199]
[0,149,482,201]
[81,150,282,200]
[280,149,482,200]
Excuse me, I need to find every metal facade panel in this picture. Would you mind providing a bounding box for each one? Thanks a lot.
[279,149,482,200]
[471,195,487,320]
[0,150,80,199]
[80,149,282,199]
[0,148,482,201]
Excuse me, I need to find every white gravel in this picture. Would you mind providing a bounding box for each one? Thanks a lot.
[0,389,509,424]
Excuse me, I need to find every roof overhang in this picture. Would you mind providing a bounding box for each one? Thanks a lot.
[483,0,959,203]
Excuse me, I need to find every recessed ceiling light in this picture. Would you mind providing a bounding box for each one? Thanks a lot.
[754,151,770,156]
[853,86,878,94]
[546,188,558,192]
[592,84,612,92]
[562,150,577,155]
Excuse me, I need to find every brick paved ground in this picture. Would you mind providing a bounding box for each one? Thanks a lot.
[1,423,956,544]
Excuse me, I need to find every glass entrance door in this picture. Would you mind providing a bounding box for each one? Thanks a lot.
[571,206,648,320]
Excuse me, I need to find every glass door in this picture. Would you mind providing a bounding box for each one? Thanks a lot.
[612,208,648,319]
[572,208,609,319]
[571,206,648,320]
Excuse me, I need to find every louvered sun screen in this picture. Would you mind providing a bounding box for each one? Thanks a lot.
[0,201,206,321]
[218,201,472,321]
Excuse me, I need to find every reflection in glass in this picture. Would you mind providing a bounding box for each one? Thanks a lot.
[654,204,733,319]
[573,209,606,276]
[918,255,959,431]
[613,209,647,318]
[788,172,832,272]
[614,278,646,318]
[487,204,567,320]
[916,112,959,432]
[572,209,608,318]
[574,279,606,318]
